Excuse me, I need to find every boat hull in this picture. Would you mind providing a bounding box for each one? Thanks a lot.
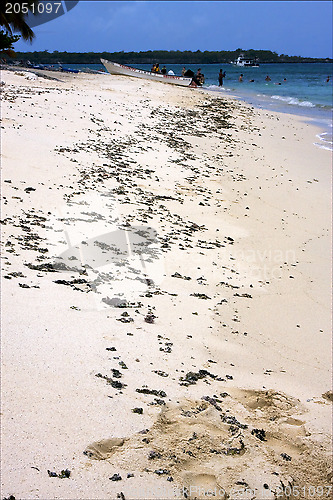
[101,59,192,87]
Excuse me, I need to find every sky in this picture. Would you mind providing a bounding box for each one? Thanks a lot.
[14,1,333,58]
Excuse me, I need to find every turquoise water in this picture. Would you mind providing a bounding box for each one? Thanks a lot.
[64,62,333,150]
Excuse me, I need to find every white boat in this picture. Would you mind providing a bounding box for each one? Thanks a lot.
[101,59,192,87]
[231,55,259,67]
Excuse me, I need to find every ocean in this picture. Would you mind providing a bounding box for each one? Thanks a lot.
[65,62,333,151]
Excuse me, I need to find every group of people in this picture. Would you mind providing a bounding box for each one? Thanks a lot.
[151,65,331,87]
[151,63,167,75]
[150,64,206,85]
[191,68,205,87]
[238,74,287,84]
[180,67,205,87]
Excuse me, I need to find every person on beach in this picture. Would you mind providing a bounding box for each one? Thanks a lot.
[218,69,226,86]
[181,67,186,76]
[189,73,202,87]
[265,75,271,81]
[161,65,167,75]
[151,64,156,73]
[239,74,243,82]
[155,63,161,73]
[190,68,204,86]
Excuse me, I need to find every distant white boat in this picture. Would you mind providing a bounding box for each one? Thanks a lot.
[231,55,260,67]
[101,59,192,87]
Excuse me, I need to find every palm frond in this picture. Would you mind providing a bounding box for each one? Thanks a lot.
[0,1,39,41]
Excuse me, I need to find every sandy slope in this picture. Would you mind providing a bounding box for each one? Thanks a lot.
[1,68,332,499]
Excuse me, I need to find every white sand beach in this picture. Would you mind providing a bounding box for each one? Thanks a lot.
[1,68,332,500]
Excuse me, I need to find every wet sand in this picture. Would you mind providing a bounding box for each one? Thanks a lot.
[1,68,332,499]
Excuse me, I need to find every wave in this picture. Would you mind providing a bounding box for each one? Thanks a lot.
[313,142,333,151]
[205,84,231,92]
[314,131,333,151]
[271,95,315,108]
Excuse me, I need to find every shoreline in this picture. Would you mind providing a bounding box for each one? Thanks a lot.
[203,87,333,152]
[3,62,332,152]
[1,69,332,499]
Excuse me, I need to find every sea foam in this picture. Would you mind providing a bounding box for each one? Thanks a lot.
[314,131,333,151]
[271,95,315,108]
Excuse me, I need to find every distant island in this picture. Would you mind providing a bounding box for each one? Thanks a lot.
[8,49,332,65]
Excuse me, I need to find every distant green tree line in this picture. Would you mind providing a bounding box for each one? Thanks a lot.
[6,48,332,64]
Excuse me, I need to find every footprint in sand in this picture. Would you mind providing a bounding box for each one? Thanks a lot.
[83,437,126,460]
[182,471,226,499]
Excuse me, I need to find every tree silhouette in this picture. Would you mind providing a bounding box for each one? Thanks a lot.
[0,1,39,42]
[0,29,20,56]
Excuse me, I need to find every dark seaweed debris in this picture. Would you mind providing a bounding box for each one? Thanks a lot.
[111,369,122,378]
[149,398,166,406]
[136,387,167,397]
[159,341,173,353]
[171,272,191,280]
[210,439,245,456]
[202,395,222,411]
[154,468,170,475]
[190,293,211,300]
[47,469,71,479]
[25,261,81,273]
[179,369,217,386]
[251,428,267,441]
[132,407,143,414]
[221,414,248,430]
[110,473,122,481]
[117,312,134,323]
[153,370,169,377]
[144,312,156,324]
[95,373,126,389]
[53,278,91,291]
[234,292,252,298]
[322,390,333,402]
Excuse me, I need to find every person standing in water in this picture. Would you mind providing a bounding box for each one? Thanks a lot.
[218,69,226,86]
[239,74,243,82]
